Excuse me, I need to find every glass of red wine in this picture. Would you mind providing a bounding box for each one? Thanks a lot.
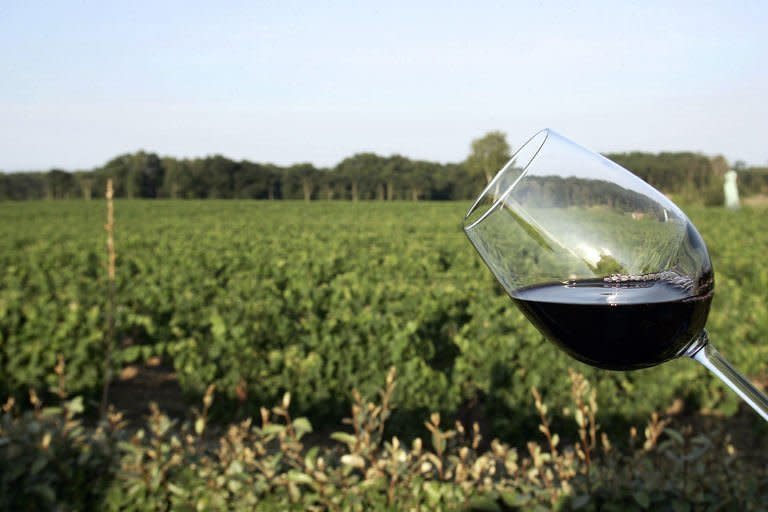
[464,129,768,421]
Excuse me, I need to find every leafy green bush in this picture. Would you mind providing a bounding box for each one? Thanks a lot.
[2,368,767,511]
[0,379,117,510]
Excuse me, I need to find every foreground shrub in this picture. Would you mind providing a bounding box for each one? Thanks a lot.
[0,360,119,510]
[1,367,767,511]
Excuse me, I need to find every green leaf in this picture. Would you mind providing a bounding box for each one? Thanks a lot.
[501,491,530,507]
[210,312,226,340]
[286,470,314,485]
[120,346,143,363]
[30,455,48,475]
[571,494,591,509]
[468,495,501,511]
[304,446,319,471]
[340,454,365,469]
[664,428,684,445]
[423,481,442,506]
[633,491,650,508]
[262,424,285,436]
[167,483,187,496]
[330,432,357,446]
[30,484,56,504]
[65,396,84,415]
[227,479,243,493]
[227,460,244,475]
[292,417,312,437]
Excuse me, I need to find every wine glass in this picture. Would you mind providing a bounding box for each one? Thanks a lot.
[463,129,768,421]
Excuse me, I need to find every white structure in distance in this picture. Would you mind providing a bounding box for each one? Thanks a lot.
[724,170,740,209]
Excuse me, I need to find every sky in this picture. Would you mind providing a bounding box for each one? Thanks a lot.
[1,0,767,171]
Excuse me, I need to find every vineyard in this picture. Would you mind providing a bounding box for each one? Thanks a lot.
[1,200,767,435]
[2,200,768,508]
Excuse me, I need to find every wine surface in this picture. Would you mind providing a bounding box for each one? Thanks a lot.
[510,276,713,370]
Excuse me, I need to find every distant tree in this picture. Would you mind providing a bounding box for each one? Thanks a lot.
[711,155,729,177]
[287,163,317,201]
[1,137,748,202]
[318,169,340,200]
[465,131,511,184]
[102,154,136,198]
[232,161,269,198]
[174,159,205,199]
[75,171,94,200]
[45,169,76,199]
[160,158,183,198]
[101,152,163,198]
[428,163,461,200]
[140,153,164,198]
[404,160,435,201]
[184,159,216,198]
[383,156,409,200]
[7,173,47,200]
[336,153,385,201]
[203,155,238,199]
[0,174,8,200]
[449,163,479,200]
[738,165,768,197]
[264,164,282,200]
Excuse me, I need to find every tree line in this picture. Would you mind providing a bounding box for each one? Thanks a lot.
[1,132,766,201]
[0,152,479,202]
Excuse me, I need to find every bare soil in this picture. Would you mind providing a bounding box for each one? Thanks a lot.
[107,357,188,423]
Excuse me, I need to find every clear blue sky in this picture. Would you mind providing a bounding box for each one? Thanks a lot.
[1,0,766,171]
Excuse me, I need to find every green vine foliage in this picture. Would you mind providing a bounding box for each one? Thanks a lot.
[0,201,767,437]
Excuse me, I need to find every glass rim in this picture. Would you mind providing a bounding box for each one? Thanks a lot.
[463,128,550,232]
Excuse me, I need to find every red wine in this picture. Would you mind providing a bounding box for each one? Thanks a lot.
[510,275,713,370]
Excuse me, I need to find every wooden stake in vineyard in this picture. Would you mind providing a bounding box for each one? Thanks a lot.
[100,179,117,419]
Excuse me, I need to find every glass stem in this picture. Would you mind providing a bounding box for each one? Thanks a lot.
[687,332,768,422]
